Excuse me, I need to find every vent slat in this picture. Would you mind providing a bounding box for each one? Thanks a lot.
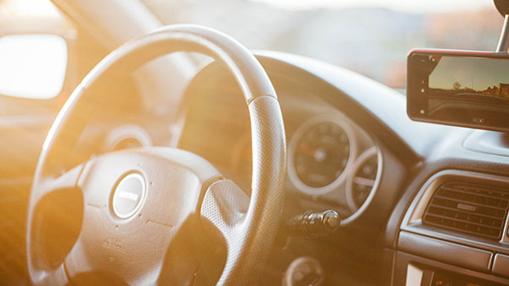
[437,188,509,210]
[426,207,502,229]
[423,182,509,241]
[424,215,501,240]
[446,184,509,199]
[432,196,506,217]
[441,185,509,202]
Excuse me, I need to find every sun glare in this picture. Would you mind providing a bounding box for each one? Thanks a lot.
[0,0,60,18]
[251,0,492,12]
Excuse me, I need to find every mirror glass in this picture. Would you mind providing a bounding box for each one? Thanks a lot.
[0,34,67,100]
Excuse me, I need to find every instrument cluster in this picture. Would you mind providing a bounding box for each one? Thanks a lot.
[287,113,382,222]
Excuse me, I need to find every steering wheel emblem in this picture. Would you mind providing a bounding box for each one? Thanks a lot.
[111,173,147,219]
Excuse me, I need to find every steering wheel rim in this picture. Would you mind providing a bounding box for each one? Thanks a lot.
[27,25,286,285]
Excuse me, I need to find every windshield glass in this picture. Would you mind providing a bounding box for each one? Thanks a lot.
[143,0,500,89]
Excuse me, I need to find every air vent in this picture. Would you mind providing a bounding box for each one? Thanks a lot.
[423,182,509,241]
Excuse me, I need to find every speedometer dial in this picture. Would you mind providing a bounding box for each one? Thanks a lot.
[289,115,356,195]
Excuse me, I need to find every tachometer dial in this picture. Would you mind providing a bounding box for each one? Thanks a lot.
[289,115,356,196]
[345,147,381,218]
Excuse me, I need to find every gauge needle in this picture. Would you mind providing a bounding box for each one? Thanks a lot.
[353,176,375,187]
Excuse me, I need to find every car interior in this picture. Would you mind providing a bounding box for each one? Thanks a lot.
[2,0,509,285]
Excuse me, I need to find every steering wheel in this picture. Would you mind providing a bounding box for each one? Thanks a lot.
[26,25,286,285]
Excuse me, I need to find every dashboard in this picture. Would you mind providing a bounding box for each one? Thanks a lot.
[5,50,509,285]
[172,52,409,284]
[174,52,509,285]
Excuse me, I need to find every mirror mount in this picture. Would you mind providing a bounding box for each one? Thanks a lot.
[495,0,509,52]
[496,15,509,52]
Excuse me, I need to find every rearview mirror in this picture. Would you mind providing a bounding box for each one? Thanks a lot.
[0,34,67,100]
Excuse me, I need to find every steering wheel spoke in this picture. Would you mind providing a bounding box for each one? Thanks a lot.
[31,263,69,286]
[32,163,85,205]
[201,179,249,246]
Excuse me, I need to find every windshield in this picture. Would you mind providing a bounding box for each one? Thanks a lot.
[143,0,500,89]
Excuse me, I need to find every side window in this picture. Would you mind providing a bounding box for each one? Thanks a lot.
[0,34,68,100]
[0,0,74,103]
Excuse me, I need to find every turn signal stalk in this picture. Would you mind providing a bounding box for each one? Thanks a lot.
[286,210,341,238]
